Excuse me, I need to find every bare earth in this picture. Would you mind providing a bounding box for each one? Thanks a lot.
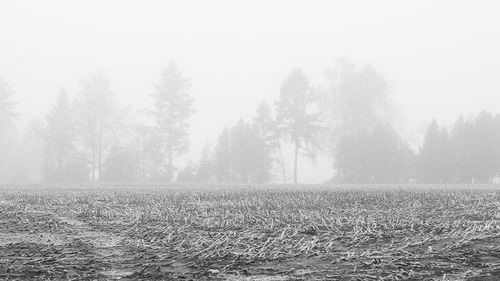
[0,185,499,280]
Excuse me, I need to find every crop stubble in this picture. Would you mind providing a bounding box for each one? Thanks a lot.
[0,185,499,280]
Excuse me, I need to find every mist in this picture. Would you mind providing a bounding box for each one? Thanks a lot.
[1,0,500,184]
[2,2,500,280]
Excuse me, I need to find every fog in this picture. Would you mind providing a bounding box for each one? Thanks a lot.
[1,0,500,183]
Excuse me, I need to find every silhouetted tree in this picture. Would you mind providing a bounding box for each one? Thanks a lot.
[214,127,232,182]
[335,124,414,183]
[134,125,163,181]
[322,59,392,179]
[230,119,271,183]
[150,62,194,181]
[60,158,89,182]
[101,147,138,182]
[253,101,278,148]
[368,125,414,183]
[0,77,15,127]
[470,111,496,182]
[15,119,45,183]
[44,90,76,181]
[324,59,390,137]
[73,72,125,182]
[0,77,18,183]
[177,162,197,183]
[276,69,320,184]
[253,101,280,181]
[418,120,440,183]
[334,134,364,182]
[417,120,453,183]
[450,116,473,183]
[213,120,272,183]
[420,112,500,184]
[196,143,214,182]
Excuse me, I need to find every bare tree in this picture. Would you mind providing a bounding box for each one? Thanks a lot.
[324,59,390,138]
[73,72,126,183]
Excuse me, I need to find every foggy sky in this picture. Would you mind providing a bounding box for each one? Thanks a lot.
[1,0,500,182]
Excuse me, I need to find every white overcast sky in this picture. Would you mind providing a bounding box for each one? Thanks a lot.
[1,0,499,182]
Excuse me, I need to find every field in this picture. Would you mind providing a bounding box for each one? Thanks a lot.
[0,185,499,280]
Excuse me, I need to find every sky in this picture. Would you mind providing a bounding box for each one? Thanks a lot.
[1,0,500,182]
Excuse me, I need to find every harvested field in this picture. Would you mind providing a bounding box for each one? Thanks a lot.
[0,185,499,280]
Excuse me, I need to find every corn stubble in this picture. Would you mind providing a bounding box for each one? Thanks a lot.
[0,185,499,280]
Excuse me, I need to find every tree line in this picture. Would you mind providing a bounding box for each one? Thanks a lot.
[1,59,499,184]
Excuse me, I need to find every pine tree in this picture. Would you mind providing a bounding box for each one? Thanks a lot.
[214,127,232,182]
[196,143,214,182]
[151,62,194,181]
[0,77,17,183]
[253,101,282,181]
[418,120,453,183]
[44,89,76,181]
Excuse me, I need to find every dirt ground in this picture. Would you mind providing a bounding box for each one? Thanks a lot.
[0,186,499,280]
